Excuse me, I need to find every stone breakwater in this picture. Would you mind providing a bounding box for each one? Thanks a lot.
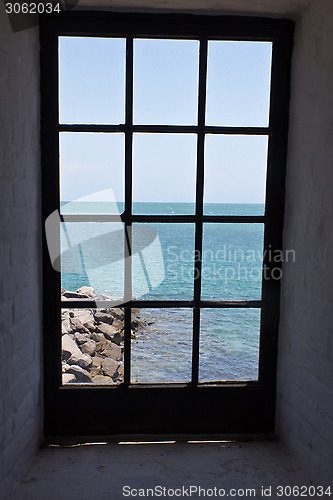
[61,286,144,385]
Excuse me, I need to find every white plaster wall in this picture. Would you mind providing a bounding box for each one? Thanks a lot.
[276,0,333,486]
[0,5,42,498]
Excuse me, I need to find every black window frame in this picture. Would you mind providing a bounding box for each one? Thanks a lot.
[40,12,294,438]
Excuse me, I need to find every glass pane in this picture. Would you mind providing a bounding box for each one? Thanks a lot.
[62,308,124,385]
[201,223,264,300]
[133,39,199,125]
[60,222,124,302]
[133,134,197,214]
[131,308,192,383]
[59,37,126,125]
[203,135,268,216]
[199,308,260,382]
[132,223,195,301]
[206,41,272,127]
[60,133,125,214]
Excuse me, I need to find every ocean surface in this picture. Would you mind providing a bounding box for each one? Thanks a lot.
[61,202,264,382]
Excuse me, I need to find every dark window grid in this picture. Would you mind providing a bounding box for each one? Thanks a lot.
[58,35,268,388]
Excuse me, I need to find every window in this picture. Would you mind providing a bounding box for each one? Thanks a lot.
[41,13,294,436]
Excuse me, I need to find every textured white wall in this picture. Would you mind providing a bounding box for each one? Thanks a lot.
[0,5,42,498]
[277,0,333,486]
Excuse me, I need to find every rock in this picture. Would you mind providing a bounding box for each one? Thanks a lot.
[91,375,115,385]
[90,357,103,376]
[100,342,122,361]
[62,291,91,300]
[111,318,124,330]
[65,365,92,382]
[96,323,119,340]
[62,334,93,369]
[62,373,76,384]
[85,322,96,331]
[80,339,96,357]
[72,309,95,325]
[67,352,92,370]
[111,331,124,345]
[76,286,95,297]
[90,332,109,350]
[108,308,124,320]
[102,358,120,378]
[74,333,91,344]
[62,363,70,372]
[61,317,72,335]
[70,317,90,333]
[131,318,141,331]
[94,311,114,325]
[94,293,114,301]
[116,364,124,380]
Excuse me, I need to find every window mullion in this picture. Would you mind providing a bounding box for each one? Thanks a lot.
[192,38,208,386]
[123,36,134,387]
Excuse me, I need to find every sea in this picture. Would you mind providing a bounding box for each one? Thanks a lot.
[60,202,265,383]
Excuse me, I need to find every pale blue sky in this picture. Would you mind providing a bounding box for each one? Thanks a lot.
[59,37,272,205]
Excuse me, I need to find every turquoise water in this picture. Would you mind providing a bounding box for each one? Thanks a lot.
[61,202,264,382]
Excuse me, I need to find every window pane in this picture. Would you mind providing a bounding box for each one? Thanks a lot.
[201,223,264,300]
[199,308,260,382]
[60,222,124,301]
[134,39,199,125]
[59,37,126,125]
[62,307,124,385]
[206,41,272,127]
[132,223,195,301]
[133,134,197,214]
[203,135,268,215]
[60,133,125,214]
[131,308,192,383]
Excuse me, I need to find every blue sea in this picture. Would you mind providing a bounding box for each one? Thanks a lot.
[61,202,264,383]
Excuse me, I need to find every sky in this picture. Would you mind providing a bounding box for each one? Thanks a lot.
[59,37,272,206]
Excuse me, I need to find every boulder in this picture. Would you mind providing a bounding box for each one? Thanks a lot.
[102,358,120,378]
[74,332,91,344]
[62,334,92,369]
[65,365,92,382]
[76,286,95,297]
[73,309,95,326]
[111,318,124,330]
[90,356,103,375]
[91,375,115,385]
[94,293,114,301]
[115,364,124,380]
[67,352,92,370]
[61,291,91,300]
[62,373,76,384]
[70,317,90,333]
[84,322,96,332]
[96,323,119,340]
[108,308,124,320]
[94,311,114,325]
[100,342,122,361]
[90,332,109,350]
[111,331,124,346]
[80,339,96,357]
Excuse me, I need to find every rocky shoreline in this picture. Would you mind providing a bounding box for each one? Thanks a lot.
[61,286,144,385]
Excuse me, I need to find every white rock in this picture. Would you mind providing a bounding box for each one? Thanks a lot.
[65,365,92,382]
[62,373,76,384]
[62,334,92,369]
[76,286,95,297]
